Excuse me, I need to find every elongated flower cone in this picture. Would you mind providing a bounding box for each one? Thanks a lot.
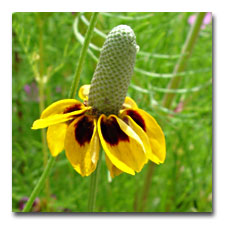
[88,25,139,115]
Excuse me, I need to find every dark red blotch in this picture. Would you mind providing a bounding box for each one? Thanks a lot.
[63,104,82,114]
[101,117,129,146]
[75,116,94,146]
[126,110,146,131]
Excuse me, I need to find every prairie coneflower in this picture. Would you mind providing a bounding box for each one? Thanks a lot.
[32,25,166,178]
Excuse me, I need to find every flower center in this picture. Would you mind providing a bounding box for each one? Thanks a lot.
[88,25,139,116]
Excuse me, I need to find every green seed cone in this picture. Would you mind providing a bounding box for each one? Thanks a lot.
[88,25,139,115]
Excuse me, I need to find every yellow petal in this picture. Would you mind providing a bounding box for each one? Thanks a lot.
[122,96,138,109]
[64,115,100,176]
[105,154,123,178]
[125,115,161,164]
[98,115,147,175]
[41,99,85,119]
[122,109,166,163]
[124,115,151,157]
[78,84,90,101]
[47,123,68,157]
[32,108,88,129]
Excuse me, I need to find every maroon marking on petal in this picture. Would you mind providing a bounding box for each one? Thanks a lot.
[101,117,129,146]
[63,104,82,114]
[122,116,129,125]
[126,110,146,131]
[75,116,94,146]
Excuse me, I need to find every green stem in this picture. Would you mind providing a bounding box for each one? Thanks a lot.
[37,13,48,167]
[22,156,55,212]
[162,12,206,109]
[37,12,50,207]
[69,12,99,99]
[22,12,99,212]
[39,82,50,206]
[139,12,206,212]
[88,149,102,212]
[139,162,155,212]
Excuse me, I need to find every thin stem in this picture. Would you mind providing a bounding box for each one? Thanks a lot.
[39,81,50,205]
[69,12,99,99]
[88,149,102,212]
[162,12,206,109]
[22,156,55,212]
[139,12,206,212]
[37,12,50,207]
[139,162,155,212]
[22,12,99,212]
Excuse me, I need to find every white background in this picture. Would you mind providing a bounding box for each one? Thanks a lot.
[1,0,223,224]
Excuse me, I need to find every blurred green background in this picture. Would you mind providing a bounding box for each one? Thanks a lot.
[12,12,212,212]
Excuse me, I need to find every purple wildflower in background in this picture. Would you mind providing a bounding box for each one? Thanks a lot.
[174,101,184,113]
[19,197,29,210]
[188,12,212,29]
[19,197,41,212]
[23,82,40,102]
[55,85,62,93]
[24,84,31,94]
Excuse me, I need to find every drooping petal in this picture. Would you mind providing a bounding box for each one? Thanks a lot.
[121,109,166,163]
[32,108,89,129]
[64,115,100,176]
[124,116,152,159]
[41,99,85,119]
[47,123,68,157]
[98,114,148,175]
[78,84,90,101]
[122,96,138,109]
[32,99,90,129]
[124,115,161,164]
[105,154,123,178]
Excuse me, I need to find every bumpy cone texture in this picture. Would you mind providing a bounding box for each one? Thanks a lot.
[88,25,138,115]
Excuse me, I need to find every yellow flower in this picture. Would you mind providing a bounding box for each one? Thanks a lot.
[32,25,166,178]
[32,85,166,178]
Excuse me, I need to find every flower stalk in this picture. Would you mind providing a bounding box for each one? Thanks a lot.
[37,13,50,205]
[69,12,99,99]
[22,156,55,212]
[162,12,207,109]
[22,12,99,212]
[139,12,207,212]
[88,149,103,212]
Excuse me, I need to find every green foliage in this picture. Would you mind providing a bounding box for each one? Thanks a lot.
[12,12,212,212]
